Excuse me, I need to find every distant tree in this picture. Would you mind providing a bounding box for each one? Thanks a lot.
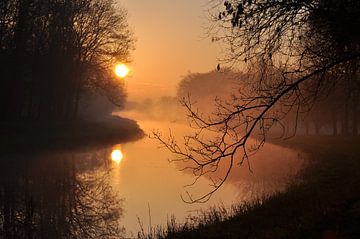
[154,0,360,202]
[177,69,239,102]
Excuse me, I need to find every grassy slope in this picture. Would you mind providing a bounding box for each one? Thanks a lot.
[145,136,360,239]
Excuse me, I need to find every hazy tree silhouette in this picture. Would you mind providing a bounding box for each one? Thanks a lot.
[177,69,239,110]
[0,0,134,121]
[154,0,360,202]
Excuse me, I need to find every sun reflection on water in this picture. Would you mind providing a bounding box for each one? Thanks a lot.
[111,149,123,164]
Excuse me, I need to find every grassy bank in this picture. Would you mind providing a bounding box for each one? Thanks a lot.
[139,136,360,239]
[0,116,144,154]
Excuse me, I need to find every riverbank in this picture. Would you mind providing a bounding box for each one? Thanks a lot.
[140,136,360,239]
[0,116,144,154]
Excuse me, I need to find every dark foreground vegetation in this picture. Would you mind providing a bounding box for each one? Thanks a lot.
[139,136,360,239]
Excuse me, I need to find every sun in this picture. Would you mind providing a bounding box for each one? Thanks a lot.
[111,149,124,164]
[115,64,129,78]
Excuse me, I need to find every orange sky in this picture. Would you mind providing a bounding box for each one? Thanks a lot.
[118,0,221,101]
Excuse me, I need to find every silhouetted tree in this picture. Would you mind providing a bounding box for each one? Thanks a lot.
[154,0,360,202]
[0,0,133,122]
[177,69,240,111]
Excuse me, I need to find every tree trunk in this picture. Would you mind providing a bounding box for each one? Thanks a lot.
[342,100,349,136]
[353,98,359,136]
[332,111,338,136]
[351,61,359,136]
[305,121,310,135]
[315,122,320,135]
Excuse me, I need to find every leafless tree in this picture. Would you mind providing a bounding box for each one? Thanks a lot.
[154,0,360,203]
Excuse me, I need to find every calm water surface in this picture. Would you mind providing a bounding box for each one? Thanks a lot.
[0,118,303,238]
[111,119,303,236]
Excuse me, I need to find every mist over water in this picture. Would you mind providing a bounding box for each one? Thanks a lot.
[112,108,304,235]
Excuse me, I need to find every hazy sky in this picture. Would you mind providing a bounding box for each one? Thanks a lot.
[118,0,221,101]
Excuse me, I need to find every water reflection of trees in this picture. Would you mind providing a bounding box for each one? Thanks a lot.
[0,149,124,239]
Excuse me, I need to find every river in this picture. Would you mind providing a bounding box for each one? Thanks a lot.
[110,118,303,236]
[0,117,303,238]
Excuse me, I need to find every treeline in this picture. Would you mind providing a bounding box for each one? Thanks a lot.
[177,69,240,114]
[285,84,360,136]
[177,69,239,101]
[177,68,360,136]
[0,0,133,122]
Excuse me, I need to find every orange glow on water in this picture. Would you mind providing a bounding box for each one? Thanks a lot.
[111,149,124,164]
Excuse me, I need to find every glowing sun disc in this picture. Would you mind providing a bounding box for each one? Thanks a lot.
[111,149,123,164]
[115,64,129,78]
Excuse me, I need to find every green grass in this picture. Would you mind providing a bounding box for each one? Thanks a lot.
[138,136,360,239]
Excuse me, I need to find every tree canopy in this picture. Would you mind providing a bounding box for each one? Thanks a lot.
[0,0,134,121]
